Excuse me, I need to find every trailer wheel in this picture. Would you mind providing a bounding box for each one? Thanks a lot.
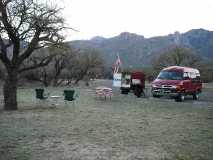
[134,87,142,98]
[121,89,128,94]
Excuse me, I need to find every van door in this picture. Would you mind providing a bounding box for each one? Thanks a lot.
[183,72,192,93]
[191,72,200,92]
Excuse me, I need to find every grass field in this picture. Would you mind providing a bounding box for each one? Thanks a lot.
[0,80,213,160]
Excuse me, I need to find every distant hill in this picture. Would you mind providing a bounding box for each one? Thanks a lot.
[70,29,213,67]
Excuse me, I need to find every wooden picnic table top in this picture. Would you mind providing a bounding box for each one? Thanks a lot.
[95,86,112,91]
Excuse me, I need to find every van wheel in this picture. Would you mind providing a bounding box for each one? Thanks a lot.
[193,92,199,100]
[175,94,185,102]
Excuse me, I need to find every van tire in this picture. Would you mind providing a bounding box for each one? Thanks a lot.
[193,92,199,100]
[175,94,185,102]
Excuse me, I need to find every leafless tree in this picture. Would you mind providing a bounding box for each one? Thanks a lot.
[0,0,67,110]
[22,44,74,87]
[66,48,104,85]
[152,46,201,71]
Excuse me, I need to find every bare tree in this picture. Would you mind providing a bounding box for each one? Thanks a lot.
[197,60,213,82]
[66,48,104,85]
[22,44,74,87]
[152,46,201,71]
[21,49,55,87]
[0,0,67,110]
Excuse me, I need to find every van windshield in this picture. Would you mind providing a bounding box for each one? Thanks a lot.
[157,71,183,80]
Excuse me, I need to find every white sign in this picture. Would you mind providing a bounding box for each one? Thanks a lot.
[121,73,131,88]
[113,73,122,87]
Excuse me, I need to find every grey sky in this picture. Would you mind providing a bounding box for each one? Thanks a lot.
[60,0,213,40]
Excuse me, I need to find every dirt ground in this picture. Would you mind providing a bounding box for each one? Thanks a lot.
[0,80,213,160]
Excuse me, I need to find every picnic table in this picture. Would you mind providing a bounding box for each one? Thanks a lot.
[95,87,113,99]
[50,95,62,105]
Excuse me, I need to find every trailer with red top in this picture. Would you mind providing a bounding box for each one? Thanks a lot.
[120,71,146,97]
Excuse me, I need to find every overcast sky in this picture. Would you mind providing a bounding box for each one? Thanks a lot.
[61,0,213,40]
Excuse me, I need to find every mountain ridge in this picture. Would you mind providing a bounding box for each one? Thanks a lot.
[69,29,213,67]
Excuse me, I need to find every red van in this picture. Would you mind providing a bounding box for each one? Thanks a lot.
[151,66,202,102]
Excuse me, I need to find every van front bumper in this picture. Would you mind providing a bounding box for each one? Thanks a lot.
[151,88,179,97]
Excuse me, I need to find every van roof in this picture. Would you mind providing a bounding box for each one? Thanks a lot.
[163,66,200,74]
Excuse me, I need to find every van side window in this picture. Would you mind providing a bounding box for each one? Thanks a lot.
[183,72,190,79]
[196,76,201,80]
[190,72,196,79]
[195,73,201,80]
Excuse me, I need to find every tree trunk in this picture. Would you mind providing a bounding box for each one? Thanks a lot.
[3,69,18,110]
[74,79,80,85]
[52,76,59,87]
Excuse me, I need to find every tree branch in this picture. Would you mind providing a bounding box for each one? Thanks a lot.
[18,29,41,64]
[18,54,53,73]
[0,0,18,43]
[0,35,11,65]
